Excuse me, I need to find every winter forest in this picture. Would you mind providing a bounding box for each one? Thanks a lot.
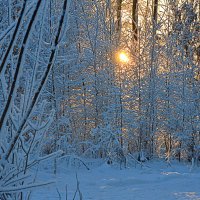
[0,0,200,199]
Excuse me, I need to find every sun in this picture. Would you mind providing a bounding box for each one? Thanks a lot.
[118,51,129,63]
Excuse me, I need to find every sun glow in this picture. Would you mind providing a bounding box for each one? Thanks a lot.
[118,51,129,63]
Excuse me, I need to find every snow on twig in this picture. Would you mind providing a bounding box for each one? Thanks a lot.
[0,181,55,193]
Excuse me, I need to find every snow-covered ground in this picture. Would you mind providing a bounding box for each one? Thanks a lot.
[31,160,200,200]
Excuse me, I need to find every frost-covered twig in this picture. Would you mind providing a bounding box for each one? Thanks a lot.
[56,188,62,200]
[72,173,83,200]
[0,181,55,193]
[59,154,90,170]
[3,174,31,187]
[3,0,68,162]
[65,184,68,200]
[0,22,16,42]
[0,0,27,75]
[2,150,63,183]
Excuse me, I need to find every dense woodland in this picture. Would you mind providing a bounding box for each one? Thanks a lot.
[0,0,200,199]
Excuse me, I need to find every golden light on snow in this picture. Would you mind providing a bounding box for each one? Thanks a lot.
[118,51,129,63]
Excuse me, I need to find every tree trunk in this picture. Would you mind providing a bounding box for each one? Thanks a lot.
[116,0,122,33]
[132,0,138,40]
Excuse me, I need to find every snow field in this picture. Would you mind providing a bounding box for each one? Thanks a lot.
[31,160,200,200]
